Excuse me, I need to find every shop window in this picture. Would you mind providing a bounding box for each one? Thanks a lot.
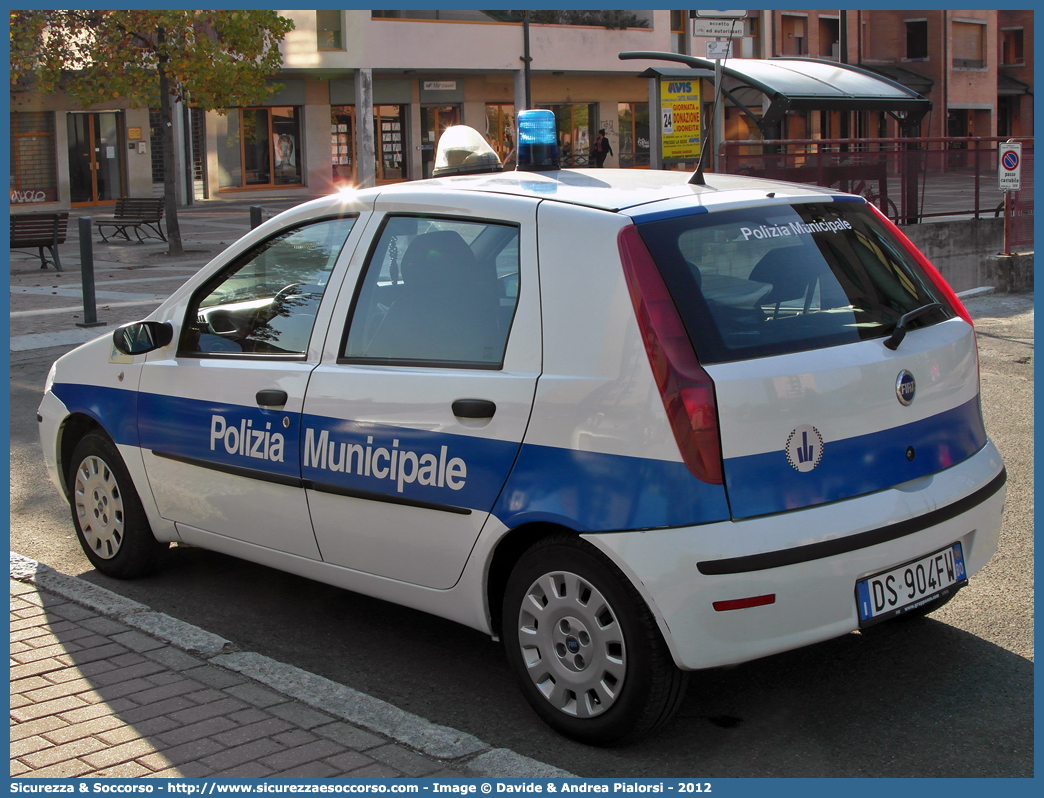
[330,105,408,186]
[10,112,58,204]
[952,21,985,69]
[485,104,516,166]
[377,106,406,182]
[1001,29,1024,65]
[217,107,302,189]
[539,104,596,167]
[331,107,355,187]
[617,103,650,168]
[906,20,928,60]
[316,10,343,49]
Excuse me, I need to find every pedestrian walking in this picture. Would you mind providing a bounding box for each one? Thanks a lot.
[593,129,613,168]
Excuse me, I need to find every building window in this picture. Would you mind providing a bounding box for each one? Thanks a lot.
[217,107,302,189]
[744,16,761,58]
[782,15,806,56]
[1001,28,1024,65]
[906,20,928,59]
[372,10,651,28]
[316,10,343,50]
[819,17,840,60]
[617,103,650,168]
[952,21,985,69]
[10,112,58,204]
[485,104,516,166]
[671,10,685,54]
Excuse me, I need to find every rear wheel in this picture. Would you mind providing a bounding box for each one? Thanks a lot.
[68,432,168,579]
[501,534,687,745]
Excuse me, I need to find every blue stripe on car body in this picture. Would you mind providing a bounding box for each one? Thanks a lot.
[723,395,988,519]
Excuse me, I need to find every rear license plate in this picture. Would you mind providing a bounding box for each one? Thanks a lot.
[856,543,967,626]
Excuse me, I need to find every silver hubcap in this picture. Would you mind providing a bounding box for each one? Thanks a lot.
[516,571,626,718]
[73,455,125,560]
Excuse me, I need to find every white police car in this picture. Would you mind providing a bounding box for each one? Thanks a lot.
[39,112,1005,744]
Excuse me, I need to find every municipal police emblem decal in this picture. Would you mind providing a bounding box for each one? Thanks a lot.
[786,425,824,472]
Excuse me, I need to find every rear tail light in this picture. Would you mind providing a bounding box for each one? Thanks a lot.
[618,224,723,485]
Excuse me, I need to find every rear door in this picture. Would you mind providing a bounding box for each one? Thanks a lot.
[303,190,542,588]
[634,200,986,520]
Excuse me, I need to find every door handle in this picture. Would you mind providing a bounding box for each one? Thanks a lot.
[452,399,496,419]
[256,389,288,407]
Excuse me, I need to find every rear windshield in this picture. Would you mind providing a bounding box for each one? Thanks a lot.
[637,202,955,365]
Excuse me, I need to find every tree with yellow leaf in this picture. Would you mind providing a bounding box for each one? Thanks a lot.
[11,10,295,255]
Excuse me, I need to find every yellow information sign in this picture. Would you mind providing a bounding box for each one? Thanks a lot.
[661,78,702,160]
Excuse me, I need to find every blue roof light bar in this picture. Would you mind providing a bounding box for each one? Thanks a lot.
[516,109,559,172]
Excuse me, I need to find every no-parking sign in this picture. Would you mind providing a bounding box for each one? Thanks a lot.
[999,142,1021,191]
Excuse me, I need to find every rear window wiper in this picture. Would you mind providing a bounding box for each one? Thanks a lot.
[884,302,944,350]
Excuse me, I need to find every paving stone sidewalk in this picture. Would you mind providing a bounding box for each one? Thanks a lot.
[10,559,573,780]
[10,579,465,779]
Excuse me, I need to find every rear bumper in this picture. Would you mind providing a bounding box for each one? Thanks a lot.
[584,440,1005,671]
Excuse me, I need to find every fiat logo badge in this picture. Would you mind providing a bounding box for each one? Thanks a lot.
[896,371,916,405]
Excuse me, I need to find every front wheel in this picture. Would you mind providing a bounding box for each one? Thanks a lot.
[68,431,168,579]
[501,534,687,745]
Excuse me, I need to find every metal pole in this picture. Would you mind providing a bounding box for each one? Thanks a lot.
[250,206,263,230]
[522,12,532,110]
[713,51,724,173]
[1003,190,1012,256]
[76,217,105,328]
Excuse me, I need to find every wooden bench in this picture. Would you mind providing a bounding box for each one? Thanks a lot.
[95,197,166,243]
[10,212,68,271]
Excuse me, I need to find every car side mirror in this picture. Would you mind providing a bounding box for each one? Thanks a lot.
[113,321,174,355]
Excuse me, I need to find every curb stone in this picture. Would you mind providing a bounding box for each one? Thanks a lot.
[10,552,576,778]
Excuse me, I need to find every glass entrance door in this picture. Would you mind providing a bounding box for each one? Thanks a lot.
[421,105,461,178]
[67,112,124,205]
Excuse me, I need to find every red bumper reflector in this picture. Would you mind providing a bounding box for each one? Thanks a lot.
[713,594,776,612]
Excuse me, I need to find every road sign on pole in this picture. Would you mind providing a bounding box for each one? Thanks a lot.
[692,18,743,37]
[706,40,733,58]
[999,141,1022,191]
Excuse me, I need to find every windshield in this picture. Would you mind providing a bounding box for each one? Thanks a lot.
[637,202,955,365]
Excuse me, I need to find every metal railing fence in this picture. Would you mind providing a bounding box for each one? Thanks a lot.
[719,136,1033,249]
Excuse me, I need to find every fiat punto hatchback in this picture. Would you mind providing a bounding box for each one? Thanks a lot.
[39,115,1005,744]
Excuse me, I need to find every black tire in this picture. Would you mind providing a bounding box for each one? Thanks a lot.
[501,533,688,745]
[67,431,168,579]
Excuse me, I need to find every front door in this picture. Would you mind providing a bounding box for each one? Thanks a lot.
[420,105,461,178]
[303,192,542,589]
[68,112,124,205]
[137,214,360,559]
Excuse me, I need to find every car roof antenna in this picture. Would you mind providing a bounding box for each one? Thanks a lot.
[688,18,739,186]
[689,132,710,186]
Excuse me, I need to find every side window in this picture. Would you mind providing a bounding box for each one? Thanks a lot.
[342,216,520,368]
[180,216,355,356]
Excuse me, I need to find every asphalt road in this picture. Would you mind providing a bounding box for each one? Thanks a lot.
[9,293,1033,777]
